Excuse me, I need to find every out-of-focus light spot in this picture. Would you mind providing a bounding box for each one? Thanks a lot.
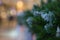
[1,12,7,19]
[16,1,24,11]
[10,9,16,16]
[8,30,18,38]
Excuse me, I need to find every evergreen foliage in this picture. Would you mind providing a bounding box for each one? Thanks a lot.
[17,0,60,40]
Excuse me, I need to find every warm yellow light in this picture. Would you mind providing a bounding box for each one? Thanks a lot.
[16,1,24,10]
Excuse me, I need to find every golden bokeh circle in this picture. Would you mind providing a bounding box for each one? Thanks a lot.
[16,1,24,10]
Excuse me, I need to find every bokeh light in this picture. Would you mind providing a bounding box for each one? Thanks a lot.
[16,1,24,11]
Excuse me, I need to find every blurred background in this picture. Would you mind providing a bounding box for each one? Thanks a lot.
[0,0,60,40]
